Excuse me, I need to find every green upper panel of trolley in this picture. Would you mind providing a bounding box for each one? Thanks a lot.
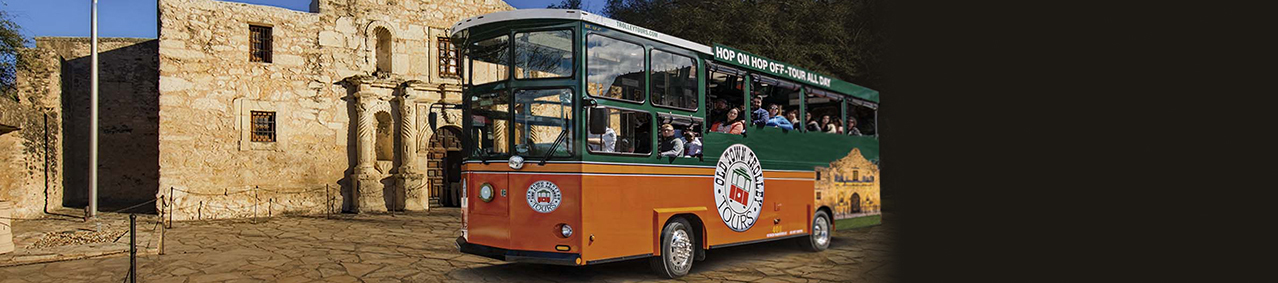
[450,9,879,103]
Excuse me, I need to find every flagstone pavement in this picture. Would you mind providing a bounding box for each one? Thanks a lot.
[0,208,894,282]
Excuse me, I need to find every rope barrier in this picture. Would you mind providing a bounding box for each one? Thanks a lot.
[108,199,157,214]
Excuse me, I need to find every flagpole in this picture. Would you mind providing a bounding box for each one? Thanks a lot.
[88,0,99,219]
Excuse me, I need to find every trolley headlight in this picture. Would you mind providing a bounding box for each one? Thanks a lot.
[479,183,494,203]
[509,155,525,170]
[559,224,573,238]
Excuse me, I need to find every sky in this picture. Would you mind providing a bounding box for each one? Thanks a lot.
[0,0,607,46]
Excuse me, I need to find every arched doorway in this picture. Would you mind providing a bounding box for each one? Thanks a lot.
[428,126,464,207]
[850,192,862,213]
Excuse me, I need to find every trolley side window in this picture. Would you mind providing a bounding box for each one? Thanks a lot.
[650,49,697,110]
[846,98,878,137]
[586,107,653,155]
[470,35,511,86]
[586,34,645,103]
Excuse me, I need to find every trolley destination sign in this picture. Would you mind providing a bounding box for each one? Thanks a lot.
[713,44,833,88]
[712,44,879,103]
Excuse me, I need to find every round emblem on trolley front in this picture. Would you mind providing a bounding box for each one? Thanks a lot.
[526,181,562,213]
[713,144,765,232]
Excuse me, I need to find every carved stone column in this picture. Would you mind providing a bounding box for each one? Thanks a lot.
[397,81,426,211]
[354,93,385,213]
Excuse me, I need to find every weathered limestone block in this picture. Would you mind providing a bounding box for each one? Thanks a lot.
[398,172,426,211]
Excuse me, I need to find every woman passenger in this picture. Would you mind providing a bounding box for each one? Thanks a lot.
[711,107,745,135]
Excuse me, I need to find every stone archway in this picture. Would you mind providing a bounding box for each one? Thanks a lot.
[427,126,463,207]
[850,192,862,213]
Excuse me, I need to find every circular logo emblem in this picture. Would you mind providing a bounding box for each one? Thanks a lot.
[526,181,562,213]
[714,144,765,232]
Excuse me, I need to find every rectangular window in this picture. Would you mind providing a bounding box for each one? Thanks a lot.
[514,30,573,79]
[587,107,652,155]
[650,49,698,110]
[469,91,511,158]
[751,74,801,130]
[586,34,645,103]
[847,98,878,137]
[806,87,844,134]
[513,88,574,158]
[705,63,746,135]
[469,36,510,86]
[658,113,705,158]
[250,111,276,142]
[438,37,459,77]
[249,25,272,63]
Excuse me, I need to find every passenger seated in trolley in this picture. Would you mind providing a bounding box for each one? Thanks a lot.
[708,98,729,127]
[683,131,702,157]
[711,107,745,135]
[658,124,684,158]
[765,104,794,130]
[587,126,617,152]
[750,96,770,127]
[847,117,863,136]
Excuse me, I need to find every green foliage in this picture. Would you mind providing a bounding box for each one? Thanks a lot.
[547,0,583,9]
[1,9,30,101]
[603,0,886,91]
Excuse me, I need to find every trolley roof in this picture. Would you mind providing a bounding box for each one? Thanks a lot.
[450,9,878,102]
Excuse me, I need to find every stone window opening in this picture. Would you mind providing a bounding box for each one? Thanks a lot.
[250,111,276,142]
[249,25,272,63]
[375,27,392,73]
[375,111,394,161]
[438,37,459,78]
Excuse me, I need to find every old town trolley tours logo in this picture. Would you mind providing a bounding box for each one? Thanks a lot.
[526,180,562,213]
[714,144,765,232]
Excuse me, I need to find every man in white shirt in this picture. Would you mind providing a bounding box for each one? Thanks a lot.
[588,127,617,152]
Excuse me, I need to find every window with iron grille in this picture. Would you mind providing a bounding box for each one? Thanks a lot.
[250,25,273,63]
[251,111,276,142]
[438,37,459,77]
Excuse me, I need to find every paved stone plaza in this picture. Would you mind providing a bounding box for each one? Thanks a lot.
[0,209,894,282]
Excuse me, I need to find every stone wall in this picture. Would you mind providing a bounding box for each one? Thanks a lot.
[0,47,63,219]
[156,0,512,220]
[38,37,161,212]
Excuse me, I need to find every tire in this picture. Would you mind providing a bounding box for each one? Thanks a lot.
[650,217,695,278]
[799,210,832,252]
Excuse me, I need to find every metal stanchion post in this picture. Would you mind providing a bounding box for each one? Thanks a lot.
[253,186,258,224]
[129,214,137,283]
[168,187,174,229]
[158,197,165,255]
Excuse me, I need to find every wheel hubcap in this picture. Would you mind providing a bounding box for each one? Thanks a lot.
[670,229,693,269]
[814,217,830,246]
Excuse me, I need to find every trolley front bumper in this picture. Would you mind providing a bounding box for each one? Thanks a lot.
[455,236,580,266]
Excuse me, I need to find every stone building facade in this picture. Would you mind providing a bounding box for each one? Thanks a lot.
[0,0,514,220]
[814,148,882,219]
